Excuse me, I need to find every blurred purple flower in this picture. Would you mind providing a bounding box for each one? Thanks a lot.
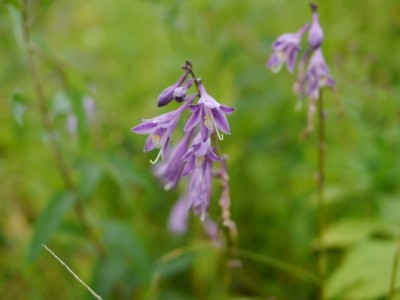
[83,96,95,123]
[308,3,324,49]
[168,197,189,234]
[304,47,335,132]
[66,114,77,136]
[154,129,194,190]
[184,81,234,142]
[267,24,310,74]
[157,71,190,107]
[306,47,335,101]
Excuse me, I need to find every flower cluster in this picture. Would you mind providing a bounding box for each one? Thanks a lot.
[267,3,338,134]
[132,61,235,236]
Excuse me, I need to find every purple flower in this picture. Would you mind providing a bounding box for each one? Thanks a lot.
[267,24,310,74]
[181,135,223,219]
[184,81,235,142]
[157,71,189,107]
[308,3,324,49]
[182,134,223,176]
[187,159,212,219]
[131,103,187,164]
[83,96,96,123]
[154,129,194,190]
[168,197,189,234]
[306,47,334,101]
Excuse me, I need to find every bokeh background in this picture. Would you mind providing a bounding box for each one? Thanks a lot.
[1,0,400,299]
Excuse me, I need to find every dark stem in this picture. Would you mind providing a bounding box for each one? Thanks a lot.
[316,90,326,299]
[388,234,400,299]
[21,0,105,257]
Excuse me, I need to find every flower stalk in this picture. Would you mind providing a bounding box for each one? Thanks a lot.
[316,90,327,298]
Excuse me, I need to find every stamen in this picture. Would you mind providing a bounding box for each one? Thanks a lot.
[214,124,224,141]
[204,115,214,130]
[150,149,163,164]
[151,135,161,148]
[200,207,206,222]
[195,156,205,167]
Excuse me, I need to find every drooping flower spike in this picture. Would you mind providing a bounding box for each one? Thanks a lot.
[267,3,341,134]
[132,61,236,234]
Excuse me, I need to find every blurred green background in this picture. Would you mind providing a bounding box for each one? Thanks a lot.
[1,0,400,299]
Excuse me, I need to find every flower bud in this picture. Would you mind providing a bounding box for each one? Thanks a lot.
[173,86,187,102]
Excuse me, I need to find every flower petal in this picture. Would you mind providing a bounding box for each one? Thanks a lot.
[131,121,158,134]
[161,136,171,160]
[219,105,235,115]
[211,108,230,134]
[184,105,201,132]
[144,135,155,152]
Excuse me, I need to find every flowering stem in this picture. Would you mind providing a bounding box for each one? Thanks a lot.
[211,135,240,295]
[21,0,105,257]
[388,233,400,299]
[316,90,327,299]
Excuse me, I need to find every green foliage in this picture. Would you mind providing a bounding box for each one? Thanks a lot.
[25,192,76,263]
[1,0,400,299]
[326,240,400,299]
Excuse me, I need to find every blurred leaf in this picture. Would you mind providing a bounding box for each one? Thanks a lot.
[322,218,383,249]
[75,158,103,199]
[91,255,127,299]
[326,240,399,299]
[6,3,23,48]
[25,192,76,263]
[102,221,150,271]
[94,153,151,196]
[91,220,151,298]
[8,88,27,126]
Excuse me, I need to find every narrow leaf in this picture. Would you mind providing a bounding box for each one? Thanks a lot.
[25,192,76,263]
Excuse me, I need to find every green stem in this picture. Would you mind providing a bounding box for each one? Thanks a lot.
[21,0,105,257]
[316,90,327,299]
[388,234,400,299]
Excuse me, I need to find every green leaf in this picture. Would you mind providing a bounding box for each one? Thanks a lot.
[322,218,383,249]
[75,159,103,199]
[9,88,27,127]
[25,192,76,263]
[326,240,399,299]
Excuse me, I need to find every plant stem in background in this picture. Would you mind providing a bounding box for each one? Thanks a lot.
[21,0,105,257]
[316,90,327,299]
[388,234,400,299]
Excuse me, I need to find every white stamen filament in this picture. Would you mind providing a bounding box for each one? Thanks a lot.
[214,124,224,141]
[150,149,163,165]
